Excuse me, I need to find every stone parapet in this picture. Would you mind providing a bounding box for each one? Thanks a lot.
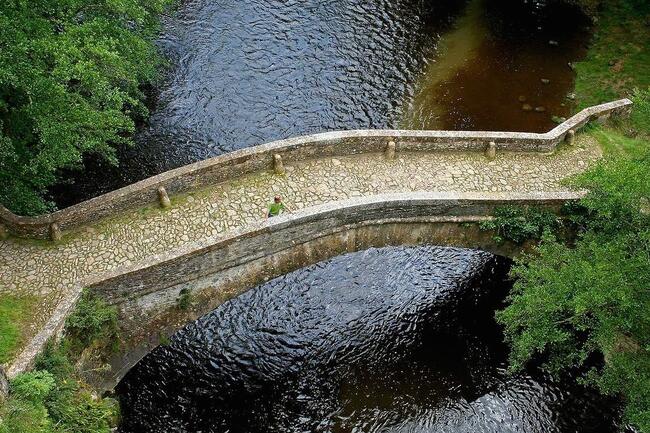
[85,191,580,304]
[0,99,631,240]
[6,191,582,379]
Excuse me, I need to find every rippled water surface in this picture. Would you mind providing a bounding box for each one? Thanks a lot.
[117,246,622,433]
[52,0,591,206]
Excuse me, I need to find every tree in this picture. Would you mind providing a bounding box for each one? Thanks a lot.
[497,130,650,431]
[0,0,173,215]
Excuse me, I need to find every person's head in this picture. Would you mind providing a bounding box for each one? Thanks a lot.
[274,196,282,203]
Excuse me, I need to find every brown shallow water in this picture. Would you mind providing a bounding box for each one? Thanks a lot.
[402,0,591,131]
[50,0,591,207]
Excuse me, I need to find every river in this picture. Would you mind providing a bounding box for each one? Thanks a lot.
[116,246,625,432]
[51,0,591,207]
[69,3,614,429]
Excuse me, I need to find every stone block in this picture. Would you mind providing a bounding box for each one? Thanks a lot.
[50,222,62,242]
[485,142,496,160]
[385,141,396,160]
[565,129,576,146]
[0,366,8,403]
[157,187,171,209]
[273,154,285,175]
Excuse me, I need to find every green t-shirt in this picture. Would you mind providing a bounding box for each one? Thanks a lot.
[267,202,286,216]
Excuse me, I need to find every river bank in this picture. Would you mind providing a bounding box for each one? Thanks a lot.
[493,1,649,431]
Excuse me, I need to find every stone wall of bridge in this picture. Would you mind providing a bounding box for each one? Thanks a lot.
[75,192,579,389]
[0,99,631,240]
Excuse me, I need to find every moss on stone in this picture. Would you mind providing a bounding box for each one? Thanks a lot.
[0,295,36,365]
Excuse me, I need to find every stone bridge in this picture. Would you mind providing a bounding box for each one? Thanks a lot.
[0,99,632,385]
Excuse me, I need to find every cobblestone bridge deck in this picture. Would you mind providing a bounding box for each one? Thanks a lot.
[0,133,602,375]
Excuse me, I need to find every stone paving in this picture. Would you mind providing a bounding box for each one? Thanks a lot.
[0,136,601,366]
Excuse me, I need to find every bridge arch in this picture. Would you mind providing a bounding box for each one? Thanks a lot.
[2,99,632,386]
[78,191,577,389]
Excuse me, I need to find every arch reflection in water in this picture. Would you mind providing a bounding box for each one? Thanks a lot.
[117,246,621,433]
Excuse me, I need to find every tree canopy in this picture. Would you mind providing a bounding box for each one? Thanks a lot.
[497,117,650,430]
[0,0,173,215]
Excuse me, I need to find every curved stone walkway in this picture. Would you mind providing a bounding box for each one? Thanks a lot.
[0,136,600,368]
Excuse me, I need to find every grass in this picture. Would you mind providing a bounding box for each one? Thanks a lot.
[0,291,120,433]
[572,0,650,160]
[573,0,650,109]
[590,125,648,155]
[0,295,36,365]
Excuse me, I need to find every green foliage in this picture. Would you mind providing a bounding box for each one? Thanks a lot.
[0,295,35,364]
[500,4,650,427]
[0,371,56,433]
[64,290,118,354]
[573,0,650,110]
[43,380,119,433]
[0,0,174,215]
[569,134,650,233]
[497,138,650,430]
[600,87,650,140]
[0,367,119,433]
[10,371,56,402]
[33,340,76,380]
[0,292,121,433]
[176,288,192,310]
[479,205,559,244]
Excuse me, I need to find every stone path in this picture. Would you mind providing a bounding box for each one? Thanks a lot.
[0,136,600,366]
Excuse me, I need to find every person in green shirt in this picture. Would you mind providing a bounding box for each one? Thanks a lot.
[266,195,288,218]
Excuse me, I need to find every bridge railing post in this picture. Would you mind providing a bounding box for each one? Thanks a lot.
[273,154,285,175]
[385,140,396,160]
[565,129,576,145]
[485,141,496,160]
[157,186,171,209]
[49,222,62,242]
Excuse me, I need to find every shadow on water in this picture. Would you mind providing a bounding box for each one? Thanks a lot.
[50,0,591,208]
[116,246,624,433]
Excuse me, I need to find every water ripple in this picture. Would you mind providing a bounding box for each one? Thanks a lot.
[117,246,623,433]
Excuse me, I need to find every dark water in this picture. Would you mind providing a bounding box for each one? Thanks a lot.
[117,246,623,433]
[51,0,590,208]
